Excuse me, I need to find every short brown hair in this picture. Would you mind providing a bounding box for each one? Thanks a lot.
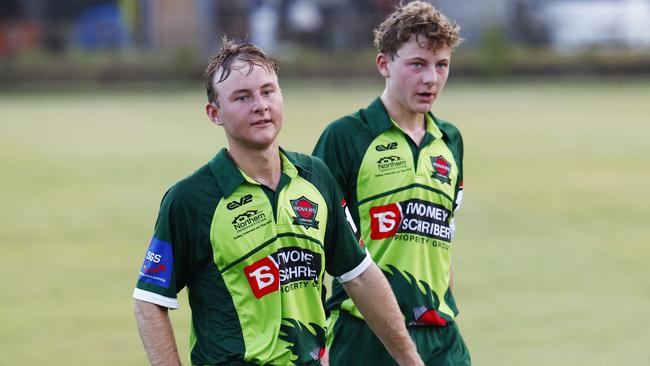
[204,37,279,105]
[373,1,462,58]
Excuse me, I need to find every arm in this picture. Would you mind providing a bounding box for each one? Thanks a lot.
[342,264,424,366]
[134,299,182,366]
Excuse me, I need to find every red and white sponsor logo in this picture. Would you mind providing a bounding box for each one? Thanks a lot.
[433,156,451,175]
[430,155,452,184]
[369,203,402,240]
[244,256,279,299]
[290,196,320,229]
[244,247,322,299]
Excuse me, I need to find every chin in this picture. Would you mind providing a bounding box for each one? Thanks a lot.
[412,105,433,113]
[251,135,280,149]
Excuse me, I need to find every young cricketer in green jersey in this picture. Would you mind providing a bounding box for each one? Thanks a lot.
[313,2,471,365]
[133,38,424,366]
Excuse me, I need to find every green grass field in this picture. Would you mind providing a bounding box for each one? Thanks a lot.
[1,79,649,365]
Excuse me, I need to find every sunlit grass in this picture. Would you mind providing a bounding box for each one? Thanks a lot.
[1,79,649,365]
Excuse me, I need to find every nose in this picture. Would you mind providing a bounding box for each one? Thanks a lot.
[422,66,438,85]
[252,94,269,114]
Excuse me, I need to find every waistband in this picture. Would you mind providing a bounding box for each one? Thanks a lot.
[215,360,320,366]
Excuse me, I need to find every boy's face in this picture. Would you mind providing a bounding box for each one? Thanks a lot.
[378,35,451,115]
[206,61,283,150]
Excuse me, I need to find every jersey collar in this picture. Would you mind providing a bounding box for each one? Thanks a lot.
[209,147,303,198]
[364,97,444,140]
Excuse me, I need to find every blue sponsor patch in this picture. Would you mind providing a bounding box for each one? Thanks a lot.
[138,238,173,288]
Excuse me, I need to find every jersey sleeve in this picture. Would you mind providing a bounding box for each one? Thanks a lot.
[312,122,352,192]
[316,159,371,282]
[438,119,464,239]
[453,132,464,212]
[133,188,192,309]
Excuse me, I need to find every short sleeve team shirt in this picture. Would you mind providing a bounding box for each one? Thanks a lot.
[313,97,464,327]
[133,148,370,365]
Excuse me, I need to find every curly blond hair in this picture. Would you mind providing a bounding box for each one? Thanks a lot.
[373,1,462,58]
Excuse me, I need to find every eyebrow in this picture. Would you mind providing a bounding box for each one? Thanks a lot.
[406,56,450,63]
[229,82,277,96]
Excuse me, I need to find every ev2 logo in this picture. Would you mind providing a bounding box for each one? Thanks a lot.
[227,194,253,210]
[375,142,398,151]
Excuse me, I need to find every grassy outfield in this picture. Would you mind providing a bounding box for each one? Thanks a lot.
[1,79,649,365]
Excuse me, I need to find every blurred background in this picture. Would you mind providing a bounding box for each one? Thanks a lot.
[2,0,650,82]
[1,0,649,365]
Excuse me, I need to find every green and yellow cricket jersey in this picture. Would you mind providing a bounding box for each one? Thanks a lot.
[133,148,370,365]
[313,97,464,327]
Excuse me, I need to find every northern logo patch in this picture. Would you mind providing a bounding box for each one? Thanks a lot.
[138,238,173,288]
[290,196,319,229]
[377,155,406,169]
[374,155,410,177]
[232,209,268,232]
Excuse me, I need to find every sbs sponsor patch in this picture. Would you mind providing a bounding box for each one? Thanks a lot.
[138,238,173,288]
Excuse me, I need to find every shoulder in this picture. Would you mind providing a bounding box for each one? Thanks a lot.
[314,107,376,161]
[320,111,369,142]
[160,163,223,213]
[285,150,338,194]
[434,116,463,145]
[285,150,333,178]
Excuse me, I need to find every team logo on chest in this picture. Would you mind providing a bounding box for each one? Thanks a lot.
[290,196,320,229]
[373,154,411,178]
[377,155,407,170]
[430,155,452,184]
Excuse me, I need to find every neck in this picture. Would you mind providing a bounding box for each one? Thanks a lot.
[380,91,427,145]
[228,142,282,191]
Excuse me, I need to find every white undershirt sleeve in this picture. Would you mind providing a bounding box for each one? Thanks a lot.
[336,251,373,284]
[133,288,179,309]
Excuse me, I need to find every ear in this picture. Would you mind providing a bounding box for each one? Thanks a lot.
[205,102,222,126]
[376,53,390,78]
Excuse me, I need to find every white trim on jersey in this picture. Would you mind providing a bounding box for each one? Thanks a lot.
[455,189,464,211]
[450,217,456,240]
[133,288,179,309]
[336,250,373,283]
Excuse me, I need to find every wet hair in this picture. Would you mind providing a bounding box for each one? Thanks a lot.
[204,36,279,105]
[373,1,462,59]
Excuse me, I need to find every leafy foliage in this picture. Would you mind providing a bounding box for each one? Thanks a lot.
[278,318,325,364]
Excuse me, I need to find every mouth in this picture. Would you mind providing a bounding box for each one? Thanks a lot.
[252,118,272,126]
[416,91,436,100]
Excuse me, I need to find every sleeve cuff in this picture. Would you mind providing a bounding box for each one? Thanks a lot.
[133,288,179,309]
[336,251,373,284]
